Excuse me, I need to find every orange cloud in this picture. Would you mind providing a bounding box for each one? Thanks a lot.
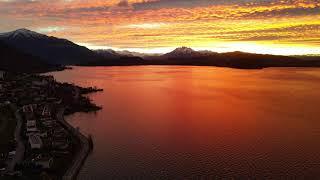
[0,0,319,54]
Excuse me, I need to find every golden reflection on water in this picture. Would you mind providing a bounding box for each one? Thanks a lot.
[48,66,320,178]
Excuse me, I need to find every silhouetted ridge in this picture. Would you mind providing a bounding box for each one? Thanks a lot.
[0,40,62,73]
[141,47,320,69]
[1,29,320,69]
[0,29,102,65]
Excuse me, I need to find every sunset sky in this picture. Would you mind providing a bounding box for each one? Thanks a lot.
[0,0,319,55]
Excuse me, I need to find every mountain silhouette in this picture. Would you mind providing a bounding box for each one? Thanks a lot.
[1,29,320,70]
[0,29,102,65]
[0,40,62,73]
[141,47,320,69]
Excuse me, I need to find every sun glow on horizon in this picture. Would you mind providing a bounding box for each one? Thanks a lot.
[80,42,320,56]
[1,0,319,55]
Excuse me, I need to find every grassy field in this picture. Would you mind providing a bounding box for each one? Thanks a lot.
[0,106,16,155]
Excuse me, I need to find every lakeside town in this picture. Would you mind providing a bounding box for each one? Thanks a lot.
[0,70,102,179]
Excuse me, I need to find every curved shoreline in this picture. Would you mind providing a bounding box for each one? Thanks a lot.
[57,108,91,180]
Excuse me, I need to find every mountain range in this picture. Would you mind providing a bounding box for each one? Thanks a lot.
[95,49,161,58]
[0,28,103,65]
[1,28,320,72]
[142,47,320,69]
[0,40,63,73]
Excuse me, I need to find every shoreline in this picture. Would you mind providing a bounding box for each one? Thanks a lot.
[57,108,92,180]
[0,71,102,179]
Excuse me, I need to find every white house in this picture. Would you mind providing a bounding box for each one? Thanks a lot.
[29,134,43,149]
[27,120,36,128]
[41,105,51,117]
[0,71,5,80]
[26,120,39,135]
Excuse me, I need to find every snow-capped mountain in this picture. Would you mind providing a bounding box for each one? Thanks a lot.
[116,50,162,57]
[95,49,161,58]
[95,49,121,59]
[163,47,218,58]
[164,47,200,58]
[0,28,100,65]
[0,28,47,40]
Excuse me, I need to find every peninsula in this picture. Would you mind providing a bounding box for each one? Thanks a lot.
[0,71,102,179]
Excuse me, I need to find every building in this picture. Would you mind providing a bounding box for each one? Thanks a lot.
[26,120,38,135]
[34,157,53,169]
[41,105,51,117]
[22,104,37,113]
[27,120,36,128]
[0,71,5,80]
[28,135,43,149]
[32,79,48,86]
[26,127,39,135]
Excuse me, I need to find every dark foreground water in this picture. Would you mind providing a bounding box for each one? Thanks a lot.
[48,66,320,179]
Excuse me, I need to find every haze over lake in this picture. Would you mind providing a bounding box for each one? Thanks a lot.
[47,66,320,179]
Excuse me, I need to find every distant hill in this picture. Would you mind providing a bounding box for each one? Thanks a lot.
[0,40,62,73]
[95,49,161,58]
[0,29,102,65]
[116,50,162,57]
[142,47,320,69]
[95,49,123,59]
[87,47,320,69]
[84,50,145,66]
[163,47,209,58]
[292,55,320,61]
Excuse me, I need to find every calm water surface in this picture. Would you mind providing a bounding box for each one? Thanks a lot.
[48,66,320,179]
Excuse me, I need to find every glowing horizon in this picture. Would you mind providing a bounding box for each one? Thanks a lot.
[79,42,320,56]
[0,0,319,55]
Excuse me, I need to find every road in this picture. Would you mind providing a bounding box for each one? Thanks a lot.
[7,106,25,172]
[57,108,91,180]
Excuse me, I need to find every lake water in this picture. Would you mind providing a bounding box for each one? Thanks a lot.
[47,66,320,179]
